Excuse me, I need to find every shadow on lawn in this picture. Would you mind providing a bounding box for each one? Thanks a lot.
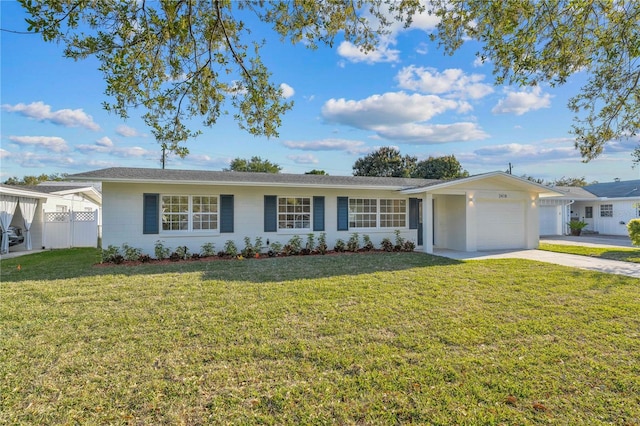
[0,248,462,284]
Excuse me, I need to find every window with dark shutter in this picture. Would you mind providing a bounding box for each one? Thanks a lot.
[313,196,325,231]
[143,193,159,234]
[220,195,234,233]
[337,196,349,231]
[264,195,277,232]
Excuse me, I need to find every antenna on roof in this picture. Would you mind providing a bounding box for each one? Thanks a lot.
[614,177,620,182]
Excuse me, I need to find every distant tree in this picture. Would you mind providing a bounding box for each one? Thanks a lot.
[3,173,66,185]
[552,176,589,187]
[352,147,417,178]
[305,169,328,175]
[412,155,469,180]
[225,156,281,173]
[520,175,546,185]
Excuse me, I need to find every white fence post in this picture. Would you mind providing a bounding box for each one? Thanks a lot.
[44,210,98,248]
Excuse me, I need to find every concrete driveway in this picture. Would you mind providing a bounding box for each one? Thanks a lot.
[436,235,639,279]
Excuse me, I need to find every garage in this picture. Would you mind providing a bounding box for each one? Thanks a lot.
[476,200,526,250]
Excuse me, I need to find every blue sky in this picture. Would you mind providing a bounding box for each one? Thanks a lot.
[2,1,638,183]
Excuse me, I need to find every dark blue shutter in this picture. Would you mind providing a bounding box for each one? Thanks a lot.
[313,196,325,231]
[337,197,349,231]
[409,198,419,230]
[264,195,277,232]
[220,195,234,233]
[143,193,159,234]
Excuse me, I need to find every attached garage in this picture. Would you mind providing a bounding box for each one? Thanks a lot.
[476,199,526,250]
[539,204,562,236]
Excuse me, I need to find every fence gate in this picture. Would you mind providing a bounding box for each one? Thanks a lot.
[44,210,99,249]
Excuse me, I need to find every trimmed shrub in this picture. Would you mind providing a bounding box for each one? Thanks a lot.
[334,239,346,252]
[628,218,640,246]
[380,238,394,252]
[316,233,328,255]
[403,240,416,252]
[201,242,216,257]
[394,230,405,252]
[121,243,142,262]
[347,233,360,252]
[362,234,374,251]
[154,240,171,260]
[224,240,238,257]
[101,245,123,264]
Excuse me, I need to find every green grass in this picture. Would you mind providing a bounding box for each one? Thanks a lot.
[1,249,639,424]
[539,242,640,263]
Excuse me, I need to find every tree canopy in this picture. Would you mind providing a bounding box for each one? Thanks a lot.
[3,173,66,186]
[352,147,417,178]
[413,155,469,180]
[18,0,639,162]
[225,156,281,173]
[432,0,639,163]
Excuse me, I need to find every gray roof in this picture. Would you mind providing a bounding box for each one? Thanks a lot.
[551,186,599,199]
[68,167,441,190]
[583,179,640,198]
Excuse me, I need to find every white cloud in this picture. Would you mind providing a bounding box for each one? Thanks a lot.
[492,86,552,115]
[0,148,10,159]
[287,154,319,165]
[280,83,295,99]
[473,57,488,68]
[415,42,429,55]
[458,142,580,167]
[76,137,155,158]
[396,66,494,99]
[282,139,370,155]
[322,92,459,128]
[337,41,400,64]
[177,154,231,169]
[321,91,489,144]
[10,152,77,169]
[8,135,70,152]
[375,122,489,143]
[116,125,145,137]
[2,101,100,130]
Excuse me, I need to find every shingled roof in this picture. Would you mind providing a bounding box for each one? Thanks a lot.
[68,167,441,190]
[583,179,640,198]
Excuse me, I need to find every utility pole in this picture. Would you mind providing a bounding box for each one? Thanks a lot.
[161,144,166,169]
[507,162,513,174]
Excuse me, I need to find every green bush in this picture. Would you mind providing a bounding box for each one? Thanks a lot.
[316,233,328,255]
[101,245,123,264]
[628,218,640,246]
[334,239,346,252]
[154,240,171,260]
[224,240,238,257]
[347,233,360,252]
[201,242,216,257]
[121,243,142,261]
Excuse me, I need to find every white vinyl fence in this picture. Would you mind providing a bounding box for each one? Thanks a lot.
[44,210,99,249]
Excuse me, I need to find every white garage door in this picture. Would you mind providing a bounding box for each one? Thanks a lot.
[476,200,526,250]
[539,205,561,236]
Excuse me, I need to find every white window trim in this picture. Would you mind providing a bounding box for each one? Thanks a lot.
[600,204,613,218]
[160,194,220,234]
[277,196,312,232]
[348,198,409,230]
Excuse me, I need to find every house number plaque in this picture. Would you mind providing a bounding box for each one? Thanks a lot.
[498,193,508,199]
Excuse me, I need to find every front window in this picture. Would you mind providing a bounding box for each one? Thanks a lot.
[380,199,407,228]
[600,204,613,217]
[349,198,377,228]
[278,197,311,229]
[348,198,407,228]
[162,195,218,231]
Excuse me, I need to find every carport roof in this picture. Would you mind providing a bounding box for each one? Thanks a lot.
[400,171,564,197]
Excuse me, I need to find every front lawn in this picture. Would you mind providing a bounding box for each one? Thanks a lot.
[1,249,639,424]
[539,242,640,263]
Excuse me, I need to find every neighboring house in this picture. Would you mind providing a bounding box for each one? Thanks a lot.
[68,167,562,255]
[539,179,640,236]
[0,183,102,254]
